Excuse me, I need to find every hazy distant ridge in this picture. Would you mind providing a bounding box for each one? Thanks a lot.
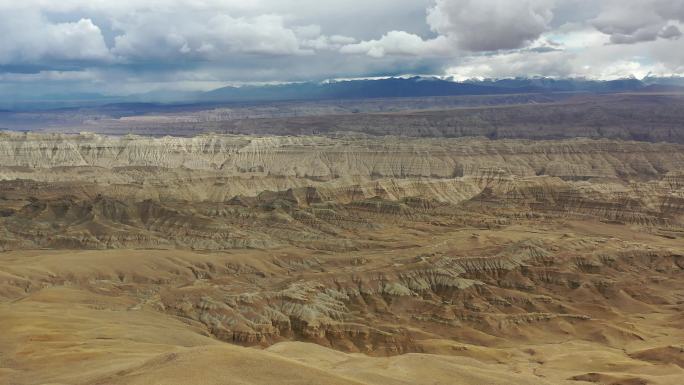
[4,76,684,111]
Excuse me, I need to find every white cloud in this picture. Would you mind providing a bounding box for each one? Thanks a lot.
[548,26,611,50]
[0,10,110,65]
[49,19,112,60]
[446,50,574,80]
[111,13,313,59]
[106,6,361,61]
[340,31,451,58]
[447,34,684,81]
[0,0,683,94]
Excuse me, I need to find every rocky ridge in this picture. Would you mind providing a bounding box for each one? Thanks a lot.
[0,133,682,251]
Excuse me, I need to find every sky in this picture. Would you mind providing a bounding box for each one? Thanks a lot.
[1,0,684,96]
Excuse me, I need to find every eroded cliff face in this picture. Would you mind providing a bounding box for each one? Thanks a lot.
[0,132,682,251]
[2,132,683,179]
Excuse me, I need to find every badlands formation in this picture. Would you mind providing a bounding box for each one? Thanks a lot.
[0,131,683,385]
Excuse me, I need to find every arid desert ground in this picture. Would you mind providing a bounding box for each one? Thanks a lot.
[4,0,684,382]
[1,94,684,385]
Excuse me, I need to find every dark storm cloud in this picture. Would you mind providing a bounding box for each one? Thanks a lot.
[591,0,684,44]
[426,0,555,51]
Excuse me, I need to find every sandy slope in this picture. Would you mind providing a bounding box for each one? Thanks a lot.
[0,285,548,385]
[1,237,682,385]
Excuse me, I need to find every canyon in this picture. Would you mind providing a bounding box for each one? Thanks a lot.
[0,127,682,385]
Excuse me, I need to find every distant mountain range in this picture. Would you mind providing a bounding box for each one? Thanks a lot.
[198,76,655,102]
[2,76,684,111]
